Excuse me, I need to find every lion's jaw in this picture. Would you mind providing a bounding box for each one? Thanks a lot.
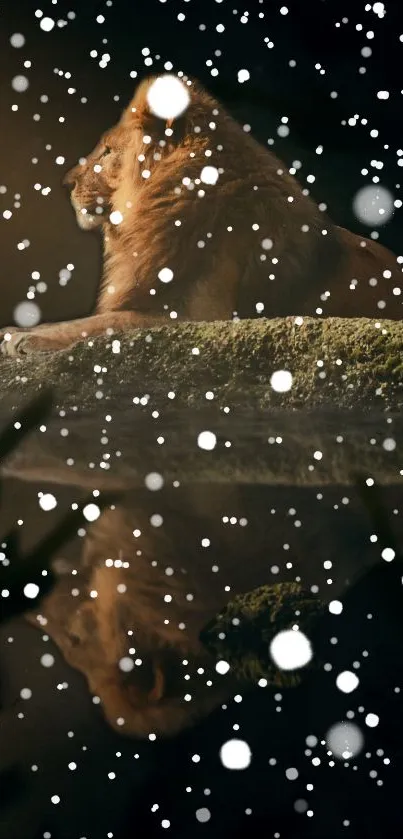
[66,153,118,232]
[71,194,106,231]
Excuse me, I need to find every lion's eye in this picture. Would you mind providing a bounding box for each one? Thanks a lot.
[102,145,112,157]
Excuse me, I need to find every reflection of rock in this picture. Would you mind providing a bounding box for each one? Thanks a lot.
[200,581,324,684]
[0,317,402,489]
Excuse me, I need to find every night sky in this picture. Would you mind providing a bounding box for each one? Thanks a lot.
[0,1,403,838]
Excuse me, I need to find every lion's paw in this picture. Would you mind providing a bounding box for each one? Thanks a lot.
[1,332,34,357]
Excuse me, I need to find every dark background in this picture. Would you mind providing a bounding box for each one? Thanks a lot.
[0,0,403,837]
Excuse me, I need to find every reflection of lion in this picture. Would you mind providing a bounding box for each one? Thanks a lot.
[3,73,401,737]
[1,73,400,356]
[28,485,382,737]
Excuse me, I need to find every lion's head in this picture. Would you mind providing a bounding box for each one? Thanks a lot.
[63,74,208,232]
[63,124,130,230]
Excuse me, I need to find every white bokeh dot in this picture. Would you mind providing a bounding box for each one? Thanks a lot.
[39,493,57,511]
[270,628,312,671]
[353,185,394,226]
[336,671,359,694]
[24,583,40,599]
[158,267,174,283]
[83,504,101,522]
[119,657,134,673]
[294,799,308,813]
[270,369,293,393]
[41,654,55,668]
[197,430,217,450]
[11,75,29,93]
[145,472,164,491]
[220,738,252,770]
[238,69,250,83]
[196,808,211,823]
[109,210,123,225]
[20,687,32,699]
[328,599,343,615]
[146,74,190,120]
[200,166,219,185]
[215,660,230,675]
[40,17,55,31]
[13,301,41,327]
[326,721,364,760]
[10,33,25,48]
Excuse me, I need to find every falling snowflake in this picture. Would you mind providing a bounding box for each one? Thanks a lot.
[40,17,55,32]
[237,69,250,83]
[109,210,123,225]
[335,671,360,693]
[11,75,29,93]
[197,431,217,450]
[13,301,41,326]
[147,74,190,120]
[270,370,293,393]
[39,493,57,511]
[158,267,174,283]
[83,503,101,522]
[24,583,40,599]
[220,738,252,769]
[10,33,25,48]
[269,628,313,670]
[200,166,219,185]
[326,722,364,760]
[353,185,394,226]
[145,472,164,490]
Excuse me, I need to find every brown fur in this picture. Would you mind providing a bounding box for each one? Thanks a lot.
[2,74,401,737]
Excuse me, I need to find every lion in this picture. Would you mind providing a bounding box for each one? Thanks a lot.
[0,72,400,356]
[1,74,401,738]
